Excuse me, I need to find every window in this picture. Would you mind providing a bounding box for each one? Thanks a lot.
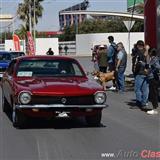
[7,59,17,76]
[16,59,84,77]
[0,54,11,61]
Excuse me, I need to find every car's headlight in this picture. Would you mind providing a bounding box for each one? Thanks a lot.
[19,92,31,104]
[94,92,106,104]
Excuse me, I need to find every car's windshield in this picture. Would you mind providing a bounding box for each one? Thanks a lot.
[16,59,85,77]
[0,53,11,61]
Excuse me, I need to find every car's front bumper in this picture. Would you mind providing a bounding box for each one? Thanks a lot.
[15,104,107,109]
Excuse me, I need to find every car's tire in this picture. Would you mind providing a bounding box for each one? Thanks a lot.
[85,111,102,127]
[2,93,10,113]
[12,108,26,128]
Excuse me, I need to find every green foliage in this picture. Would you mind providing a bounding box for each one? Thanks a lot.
[78,19,127,33]
[59,19,144,41]
[59,27,76,41]
[131,20,144,32]
[0,32,12,43]
[17,0,44,30]
[17,0,44,52]
[15,25,27,39]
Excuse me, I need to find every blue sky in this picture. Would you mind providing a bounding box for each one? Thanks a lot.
[0,0,127,31]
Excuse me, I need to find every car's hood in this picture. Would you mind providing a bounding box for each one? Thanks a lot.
[15,77,103,96]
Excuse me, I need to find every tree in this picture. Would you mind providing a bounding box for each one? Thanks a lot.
[59,18,144,41]
[17,0,44,52]
[136,3,144,14]
[131,21,144,32]
[76,19,127,34]
[16,24,27,40]
[17,0,43,31]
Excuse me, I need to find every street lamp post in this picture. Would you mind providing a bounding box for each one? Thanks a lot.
[33,0,36,51]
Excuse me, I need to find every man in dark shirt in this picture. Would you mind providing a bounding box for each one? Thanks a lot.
[46,48,54,55]
[133,40,150,108]
[107,36,117,90]
[147,48,160,114]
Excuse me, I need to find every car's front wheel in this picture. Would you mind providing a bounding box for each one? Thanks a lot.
[85,110,102,127]
[12,108,26,128]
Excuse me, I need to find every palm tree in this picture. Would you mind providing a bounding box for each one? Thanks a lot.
[16,24,27,39]
[17,0,44,31]
[136,3,144,14]
[17,0,44,53]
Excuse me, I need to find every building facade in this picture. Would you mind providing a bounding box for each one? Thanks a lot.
[59,0,89,30]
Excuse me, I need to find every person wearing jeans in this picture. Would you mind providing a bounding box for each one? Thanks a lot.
[117,67,126,92]
[116,42,127,92]
[147,48,160,115]
[135,75,149,106]
[107,36,117,90]
[133,40,150,108]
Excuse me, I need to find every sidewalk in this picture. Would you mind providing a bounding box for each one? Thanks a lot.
[74,54,133,75]
[74,54,134,86]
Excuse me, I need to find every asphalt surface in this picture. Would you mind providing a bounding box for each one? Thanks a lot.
[0,57,160,160]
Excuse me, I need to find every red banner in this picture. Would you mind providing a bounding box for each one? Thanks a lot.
[13,34,20,51]
[27,32,35,56]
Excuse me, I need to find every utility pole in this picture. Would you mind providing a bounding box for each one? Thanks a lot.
[33,0,36,51]
[29,0,32,33]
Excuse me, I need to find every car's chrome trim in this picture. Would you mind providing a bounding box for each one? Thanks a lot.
[15,104,107,109]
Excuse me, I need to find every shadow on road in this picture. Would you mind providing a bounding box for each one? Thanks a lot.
[3,110,106,130]
[125,99,152,113]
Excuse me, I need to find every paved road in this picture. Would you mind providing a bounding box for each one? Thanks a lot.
[0,57,159,160]
[0,90,159,160]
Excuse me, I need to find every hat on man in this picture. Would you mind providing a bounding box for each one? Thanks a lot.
[99,45,105,48]
[136,40,144,46]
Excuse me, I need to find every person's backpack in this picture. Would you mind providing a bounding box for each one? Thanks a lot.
[111,44,117,65]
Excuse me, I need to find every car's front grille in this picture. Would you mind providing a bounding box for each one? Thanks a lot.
[30,95,95,105]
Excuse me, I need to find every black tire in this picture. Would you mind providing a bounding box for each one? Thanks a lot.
[12,108,26,128]
[85,111,102,127]
[2,94,10,113]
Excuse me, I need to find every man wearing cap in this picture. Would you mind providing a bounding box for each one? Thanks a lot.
[132,40,150,109]
[97,45,107,73]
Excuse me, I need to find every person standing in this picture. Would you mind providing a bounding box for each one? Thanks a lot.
[91,45,99,71]
[131,43,138,75]
[97,45,108,73]
[147,48,160,114]
[46,48,54,55]
[64,45,69,55]
[115,42,127,92]
[133,40,150,108]
[59,45,63,55]
[107,36,117,90]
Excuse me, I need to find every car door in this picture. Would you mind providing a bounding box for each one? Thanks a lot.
[2,59,17,106]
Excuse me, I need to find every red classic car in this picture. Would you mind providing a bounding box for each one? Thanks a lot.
[1,56,107,128]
